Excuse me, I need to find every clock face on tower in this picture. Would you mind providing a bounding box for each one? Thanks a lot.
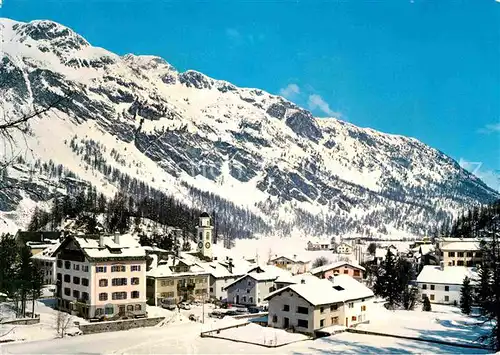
[205,242,211,249]
[198,242,203,249]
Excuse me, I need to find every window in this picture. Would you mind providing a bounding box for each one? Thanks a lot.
[82,292,89,300]
[73,264,80,271]
[361,305,367,312]
[246,289,250,294]
[209,287,213,293]
[105,306,113,315]
[430,285,435,290]
[297,306,308,314]
[131,265,141,272]
[127,305,134,311]
[348,302,354,308]
[297,319,308,328]
[64,287,70,296]
[353,270,360,277]
[344,270,349,274]
[57,273,62,281]
[422,293,427,300]
[95,308,103,316]
[73,290,80,298]
[458,252,464,257]
[249,297,253,303]
[466,260,473,267]
[332,316,339,325]
[160,280,174,287]
[64,274,70,283]
[444,295,449,302]
[352,316,357,321]
[248,281,252,286]
[112,292,127,300]
[444,286,449,292]
[457,260,464,266]
[57,260,62,268]
[330,304,338,311]
[476,252,482,258]
[64,261,71,269]
[430,294,435,301]
[466,252,473,257]
[73,276,80,285]
[242,296,247,302]
[135,304,142,311]
[112,278,127,286]
[131,277,140,285]
[99,279,108,287]
[82,278,89,286]
[283,304,290,312]
[448,252,455,257]
[320,307,324,314]
[272,315,277,323]
[96,266,107,273]
[221,287,224,292]
[111,265,126,272]
[82,265,89,272]
[320,319,325,327]
[422,284,427,290]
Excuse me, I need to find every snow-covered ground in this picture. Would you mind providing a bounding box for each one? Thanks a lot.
[0,300,492,354]
[356,302,491,346]
[0,300,87,342]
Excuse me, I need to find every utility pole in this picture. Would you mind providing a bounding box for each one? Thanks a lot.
[202,294,205,324]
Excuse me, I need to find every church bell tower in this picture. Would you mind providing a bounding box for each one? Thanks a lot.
[197,212,213,260]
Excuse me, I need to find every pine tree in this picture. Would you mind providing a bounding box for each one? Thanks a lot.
[422,294,432,311]
[374,249,399,308]
[460,276,473,315]
[30,266,44,318]
[475,263,492,316]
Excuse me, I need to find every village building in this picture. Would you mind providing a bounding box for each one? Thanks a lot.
[306,239,333,251]
[200,256,254,301]
[309,261,365,282]
[265,274,374,335]
[52,234,147,320]
[146,255,209,305]
[267,254,309,275]
[336,242,354,255]
[416,264,478,305]
[225,265,291,306]
[31,242,60,285]
[439,239,482,267]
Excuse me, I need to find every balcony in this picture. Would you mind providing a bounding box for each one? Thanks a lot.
[177,282,196,292]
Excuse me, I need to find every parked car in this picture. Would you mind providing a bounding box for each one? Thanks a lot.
[208,311,225,319]
[188,314,197,321]
[161,303,177,311]
[235,308,247,314]
[247,306,264,314]
[225,310,238,316]
[180,302,191,310]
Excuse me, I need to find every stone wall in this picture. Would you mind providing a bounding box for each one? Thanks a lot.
[78,317,164,334]
[1,317,40,325]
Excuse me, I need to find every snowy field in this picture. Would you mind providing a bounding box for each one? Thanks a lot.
[206,322,309,346]
[0,320,490,354]
[356,302,492,346]
[0,300,493,354]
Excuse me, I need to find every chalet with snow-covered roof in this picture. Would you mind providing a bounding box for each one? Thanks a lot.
[224,265,292,306]
[309,261,365,281]
[416,264,478,305]
[267,254,309,275]
[32,242,60,285]
[52,234,147,320]
[307,239,333,251]
[146,254,209,305]
[336,242,354,255]
[265,274,374,335]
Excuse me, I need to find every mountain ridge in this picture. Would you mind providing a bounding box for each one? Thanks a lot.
[0,17,497,239]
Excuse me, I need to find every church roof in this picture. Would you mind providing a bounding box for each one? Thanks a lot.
[200,212,210,218]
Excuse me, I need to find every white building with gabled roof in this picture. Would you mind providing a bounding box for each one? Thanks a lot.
[265,274,374,335]
[267,254,309,275]
[224,265,292,306]
[416,265,478,305]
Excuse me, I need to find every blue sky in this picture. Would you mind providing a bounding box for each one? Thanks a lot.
[2,0,499,190]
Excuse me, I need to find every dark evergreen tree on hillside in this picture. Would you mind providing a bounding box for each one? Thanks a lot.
[422,294,432,311]
[460,276,473,315]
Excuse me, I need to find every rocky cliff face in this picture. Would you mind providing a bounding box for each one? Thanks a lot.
[0,18,497,238]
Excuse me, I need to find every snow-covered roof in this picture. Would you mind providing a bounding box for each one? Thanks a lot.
[54,234,145,261]
[198,258,254,279]
[309,261,365,275]
[412,244,435,256]
[225,265,293,289]
[416,266,478,285]
[440,241,480,251]
[142,245,170,253]
[275,272,319,285]
[265,274,374,306]
[32,242,60,261]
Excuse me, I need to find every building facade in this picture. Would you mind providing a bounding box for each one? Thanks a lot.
[268,255,309,275]
[53,234,147,319]
[310,262,365,282]
[439,240,482,267]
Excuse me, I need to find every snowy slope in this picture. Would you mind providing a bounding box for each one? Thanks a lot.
[0,18,498,238]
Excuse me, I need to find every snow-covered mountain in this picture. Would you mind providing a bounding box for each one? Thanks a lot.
[0,18,497,238]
